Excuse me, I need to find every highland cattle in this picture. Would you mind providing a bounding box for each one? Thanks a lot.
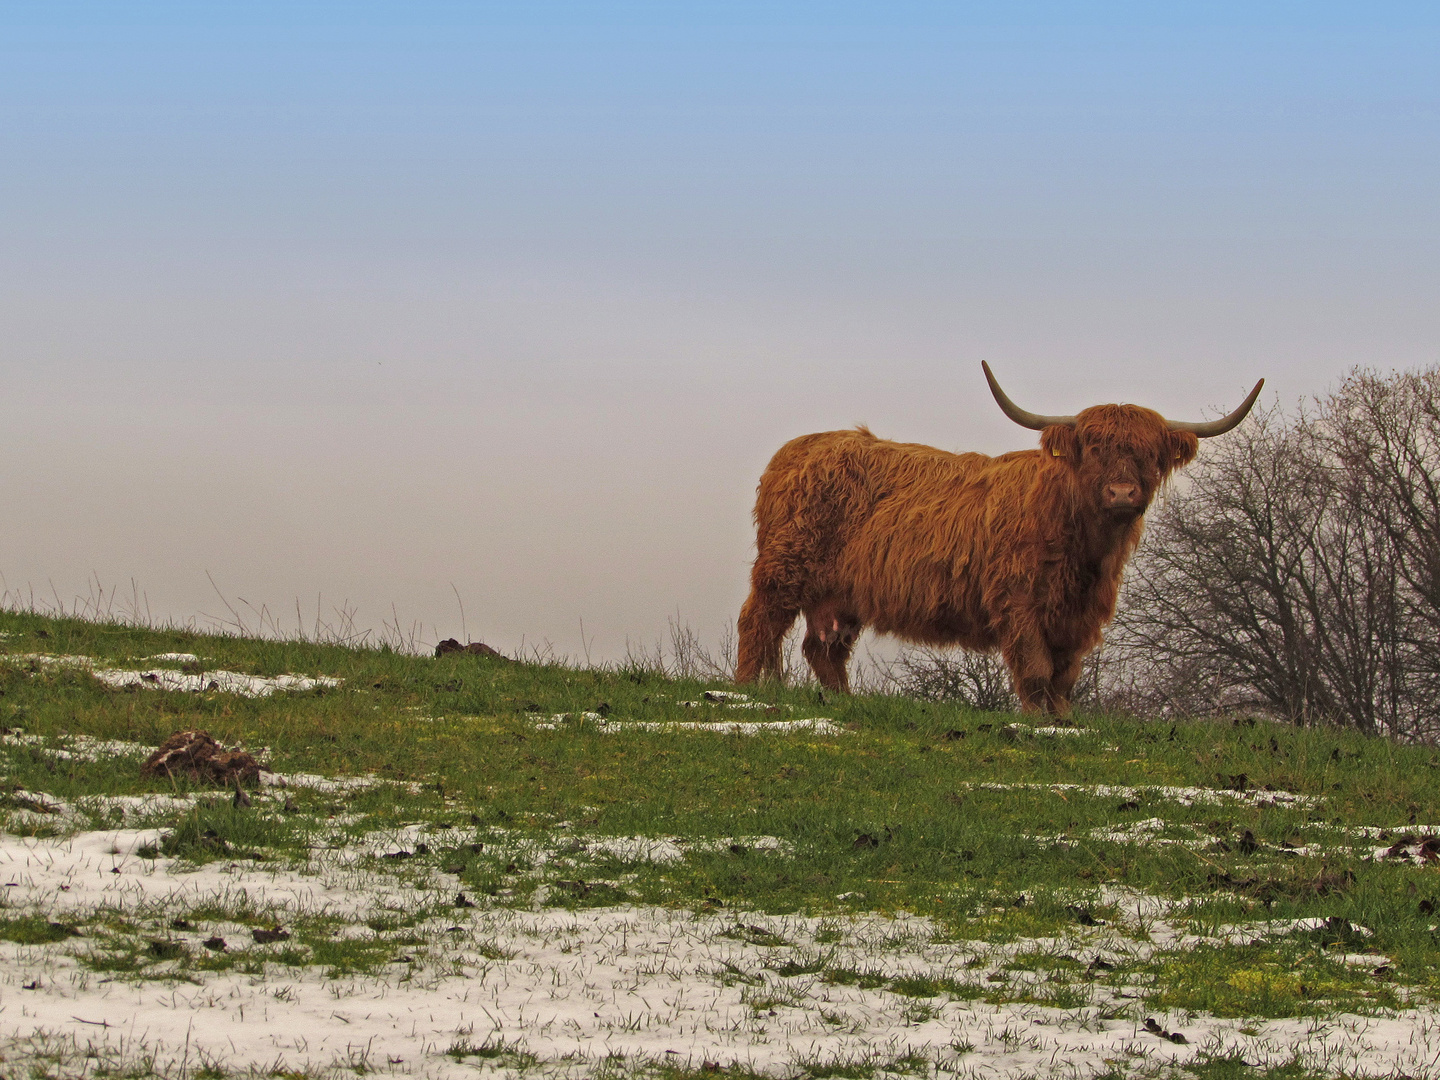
[734,363,1263,715]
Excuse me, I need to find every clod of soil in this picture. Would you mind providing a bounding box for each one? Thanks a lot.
[435,638,506,659]
[141,729,268,787]
[1066,905,1100,926]
[1143,1017,1188,1043]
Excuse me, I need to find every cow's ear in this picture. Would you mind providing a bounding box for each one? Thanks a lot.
[1041,425,1079,463]
[1168,430,1199,468]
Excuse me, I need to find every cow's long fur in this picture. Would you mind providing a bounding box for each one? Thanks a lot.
[734,406,1200,715]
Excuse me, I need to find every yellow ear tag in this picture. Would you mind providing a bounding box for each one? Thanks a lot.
[1052,449,1064,457]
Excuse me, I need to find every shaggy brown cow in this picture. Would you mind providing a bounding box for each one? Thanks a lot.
[735,364,1263,715]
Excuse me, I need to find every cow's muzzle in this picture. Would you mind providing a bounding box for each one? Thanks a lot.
[1102,483,1142,511]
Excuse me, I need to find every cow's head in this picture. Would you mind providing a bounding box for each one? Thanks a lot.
[982,362,1263,520]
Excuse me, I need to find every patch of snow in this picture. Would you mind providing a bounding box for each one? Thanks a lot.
[0,828,419,920]
[1204,917,1377,945]
[1360,832,1440,863]
[261,770,397,793]
[530,713,842,736]
[145,652,200,663]
[1,731,406,798]
[609,717,842,735]
[1005,723,1099,738]
[80,793,198,819]
[1339,953,1395,968]
[967,780,1321,809]
[93,667,341,697]
[2,789,83,830]
[569,833,792,866]
[0,837,1435,1080]
[0,652,340,698]
[1288,917,1375,938]
[530,711,609,729]
[387,825,796,875]
[1039,818,1343,860]
[2,788,258,834]
[0,652,93,668]
[680,701,792,710]
[1087,818,1169,844]
[677,692,792,711]
[0,731,153,762]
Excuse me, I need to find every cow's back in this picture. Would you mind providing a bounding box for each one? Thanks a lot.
[754,429,1020,626]
[836,440,1039,645]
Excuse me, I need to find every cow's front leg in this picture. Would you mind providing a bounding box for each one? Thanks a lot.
[1000,634,1054,714]
[1043,651,1085,718]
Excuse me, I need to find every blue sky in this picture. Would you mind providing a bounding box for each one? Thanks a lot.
[2,2,1438,655]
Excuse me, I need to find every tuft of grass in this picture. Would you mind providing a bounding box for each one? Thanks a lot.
[719,923,791,948]
[790,1050,931,1080]
[1180,1056,1329,1080]
[887,973,985,1000]
[821,966,888,989]
[159,803,307,863]
[445,1035,537,1068]
[0,915,83,945]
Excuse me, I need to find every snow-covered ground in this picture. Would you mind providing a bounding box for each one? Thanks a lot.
[2,674,1436,1077]
[3,827,1439,1079]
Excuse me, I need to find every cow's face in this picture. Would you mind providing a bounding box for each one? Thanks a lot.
[1041,406,1199,519]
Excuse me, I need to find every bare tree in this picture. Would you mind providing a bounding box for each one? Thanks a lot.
[1110,366,1440,738]
[1323,368,1440,715]
[875,645,1018,711]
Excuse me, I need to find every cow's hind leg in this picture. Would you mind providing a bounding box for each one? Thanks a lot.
[802,605,861,692]
[736,586,799,684]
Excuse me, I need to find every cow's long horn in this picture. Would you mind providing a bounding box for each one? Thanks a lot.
[1167,379,1265,438]
[982,362,1076,430]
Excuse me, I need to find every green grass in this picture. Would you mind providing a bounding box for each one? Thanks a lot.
[0,914,83,945]
[445,1035,538,1068]
[1133,940,1405,1018]
[159,802,307,862]
[1179,1061,1329,1080]
[789,1050,930,1080]
[3,607,1440,1029]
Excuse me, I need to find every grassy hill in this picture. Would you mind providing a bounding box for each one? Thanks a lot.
[2,610,1439,1080]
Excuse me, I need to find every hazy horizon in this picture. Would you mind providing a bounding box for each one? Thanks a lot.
[4,2,1438,660]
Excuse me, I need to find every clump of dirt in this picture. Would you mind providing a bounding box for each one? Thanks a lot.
[435,638,506,660]
[141,729,268,787]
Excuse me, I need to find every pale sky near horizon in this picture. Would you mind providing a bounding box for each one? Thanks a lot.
[2,2,1438,660]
